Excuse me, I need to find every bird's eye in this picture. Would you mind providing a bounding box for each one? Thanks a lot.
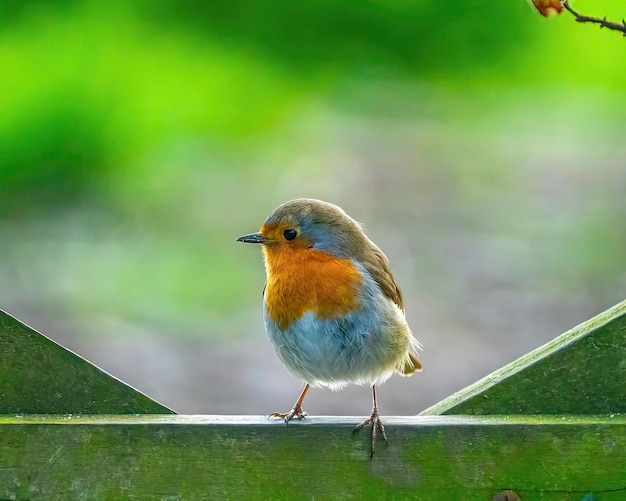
[283,229,297,241]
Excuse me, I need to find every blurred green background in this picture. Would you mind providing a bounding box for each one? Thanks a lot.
[1,0,624,415]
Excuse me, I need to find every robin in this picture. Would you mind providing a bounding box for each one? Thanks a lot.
[237,198,422,457]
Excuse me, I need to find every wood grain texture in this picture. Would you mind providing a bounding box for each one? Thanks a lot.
[0,415,624,500]
[421,299,626,416]
[0,310,174,414]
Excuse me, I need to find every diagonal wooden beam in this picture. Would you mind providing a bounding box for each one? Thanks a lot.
[422,299,626,416]
[0,310,174,414]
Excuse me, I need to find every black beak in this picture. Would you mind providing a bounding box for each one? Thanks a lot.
[236,232,266,244]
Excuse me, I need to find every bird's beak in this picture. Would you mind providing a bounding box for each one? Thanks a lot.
[236,232,266,244]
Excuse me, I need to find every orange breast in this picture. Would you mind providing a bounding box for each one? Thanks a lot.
[263,245,363,330]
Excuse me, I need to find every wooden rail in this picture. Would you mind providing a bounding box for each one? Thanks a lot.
[1,415,625,500]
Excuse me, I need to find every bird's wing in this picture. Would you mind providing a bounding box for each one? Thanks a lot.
[361,243,423,372]
[361,245,404,312]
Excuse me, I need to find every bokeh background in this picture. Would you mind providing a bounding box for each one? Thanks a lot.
[1,0,625,416]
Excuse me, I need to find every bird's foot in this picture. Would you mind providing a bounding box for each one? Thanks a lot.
[269,404,308,424]
[353,406,388,458]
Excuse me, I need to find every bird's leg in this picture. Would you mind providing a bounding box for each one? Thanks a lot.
[353,385,388,458]
[269,383,310,423]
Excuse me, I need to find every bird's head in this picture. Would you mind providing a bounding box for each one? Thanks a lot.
[237,198,369,259]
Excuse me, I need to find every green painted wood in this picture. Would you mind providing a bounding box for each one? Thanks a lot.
[0,415,624,500]
[0,310,174,414]
[422,299,626,416]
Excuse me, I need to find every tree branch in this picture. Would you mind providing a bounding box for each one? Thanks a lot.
[562,0,626,36]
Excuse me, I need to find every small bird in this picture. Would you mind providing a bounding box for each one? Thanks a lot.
[237,198,422,457]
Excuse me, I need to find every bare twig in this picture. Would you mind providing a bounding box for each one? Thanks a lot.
[562,0,626,36]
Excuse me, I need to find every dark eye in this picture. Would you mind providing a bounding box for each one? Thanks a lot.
[283,229,297,241]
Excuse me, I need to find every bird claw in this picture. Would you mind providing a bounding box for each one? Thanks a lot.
[353,406,388,458]
[269,406,308,424]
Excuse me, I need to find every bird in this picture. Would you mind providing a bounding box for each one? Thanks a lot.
[237,198,422,457]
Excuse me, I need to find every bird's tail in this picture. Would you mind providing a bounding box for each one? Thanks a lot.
[398,352,422,376]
